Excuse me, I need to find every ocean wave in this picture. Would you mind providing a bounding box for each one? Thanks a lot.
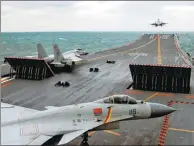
[18,37,24,40]
[32,52,38,55]
[1,41,7,44]
[59,37,67,41]
[1,32,194,61]
[6,48,11,51]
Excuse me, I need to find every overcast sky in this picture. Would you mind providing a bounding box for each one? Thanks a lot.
[1,1,194,32]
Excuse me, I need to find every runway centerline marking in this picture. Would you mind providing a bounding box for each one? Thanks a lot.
[168,127,194,133]
[157,34,162,65]
[144,92,158,102]
[1,81,13,88]
[89,38,156,61]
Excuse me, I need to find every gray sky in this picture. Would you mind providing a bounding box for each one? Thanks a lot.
[1,1,194,32]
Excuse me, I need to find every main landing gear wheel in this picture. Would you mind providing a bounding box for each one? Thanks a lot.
[80,132,89,146]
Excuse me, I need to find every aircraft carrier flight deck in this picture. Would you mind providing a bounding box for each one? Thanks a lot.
[1,34,194,145]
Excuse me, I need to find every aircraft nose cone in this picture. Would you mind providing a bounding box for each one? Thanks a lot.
[149,103,176,118]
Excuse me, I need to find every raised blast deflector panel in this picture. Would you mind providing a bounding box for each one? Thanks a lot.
[129,64,191,94]
[4,57,55,80]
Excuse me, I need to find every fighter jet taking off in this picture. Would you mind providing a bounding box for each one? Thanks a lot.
[1,94,176,146]
[150,19,167,27]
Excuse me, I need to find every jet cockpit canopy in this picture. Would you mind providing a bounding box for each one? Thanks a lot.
[74,48,88,55]
[94,95,137,104]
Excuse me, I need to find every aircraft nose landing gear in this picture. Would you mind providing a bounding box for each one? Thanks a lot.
[80,132,89,146]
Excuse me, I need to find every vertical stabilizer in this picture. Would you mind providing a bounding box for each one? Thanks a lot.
[53,44,65,62]
[37,43,48,58]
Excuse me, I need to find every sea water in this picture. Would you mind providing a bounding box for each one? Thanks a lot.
[1,31,194,63]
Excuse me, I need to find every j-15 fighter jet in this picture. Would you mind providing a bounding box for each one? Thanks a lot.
[36,43,87,71]
[150,19,167,27]
[36,43,87,63]
[26,43,87,66]
[1,94,176,146]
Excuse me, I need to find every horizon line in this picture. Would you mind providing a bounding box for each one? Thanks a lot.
[1,30,194,33]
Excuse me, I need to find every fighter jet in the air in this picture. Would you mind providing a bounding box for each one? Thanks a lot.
[1,94,176,146]
[150,19,167,27]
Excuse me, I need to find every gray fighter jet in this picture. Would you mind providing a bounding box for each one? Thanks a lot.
[26,43,87,64]
[38,43,87,69]
[151,19,167,27]
[36,43,87,64]
[1,94,176,146]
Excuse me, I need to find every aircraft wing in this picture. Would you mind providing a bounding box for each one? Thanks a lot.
[63,52,84,62]
[1,102,105,145]
[1,102,38,125]
[47,52,81,60]
[161,22,167,25]
[1,102,52,145]
[151,23,157,26]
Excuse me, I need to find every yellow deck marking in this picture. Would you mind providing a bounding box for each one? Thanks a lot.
[168,127,194,133]
[157,34,162,64]
[0,77,9,82]
[156,93,174,97]
[89,127,194,138]
[88,130,120,136]
[89,38,156,61]
[1,82,13,88]
[88,131,96,136]
[104,130,120,136]
[185,95,194,99]
[144,93,158,102]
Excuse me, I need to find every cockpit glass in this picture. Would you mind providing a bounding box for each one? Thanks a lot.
[103,95,137,104]
[103,97,114,104]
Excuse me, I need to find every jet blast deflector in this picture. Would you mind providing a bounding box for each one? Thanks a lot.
[129,64,191,93]
[4,57,55,80]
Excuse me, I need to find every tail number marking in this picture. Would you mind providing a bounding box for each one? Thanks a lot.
[129,109,136,115]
